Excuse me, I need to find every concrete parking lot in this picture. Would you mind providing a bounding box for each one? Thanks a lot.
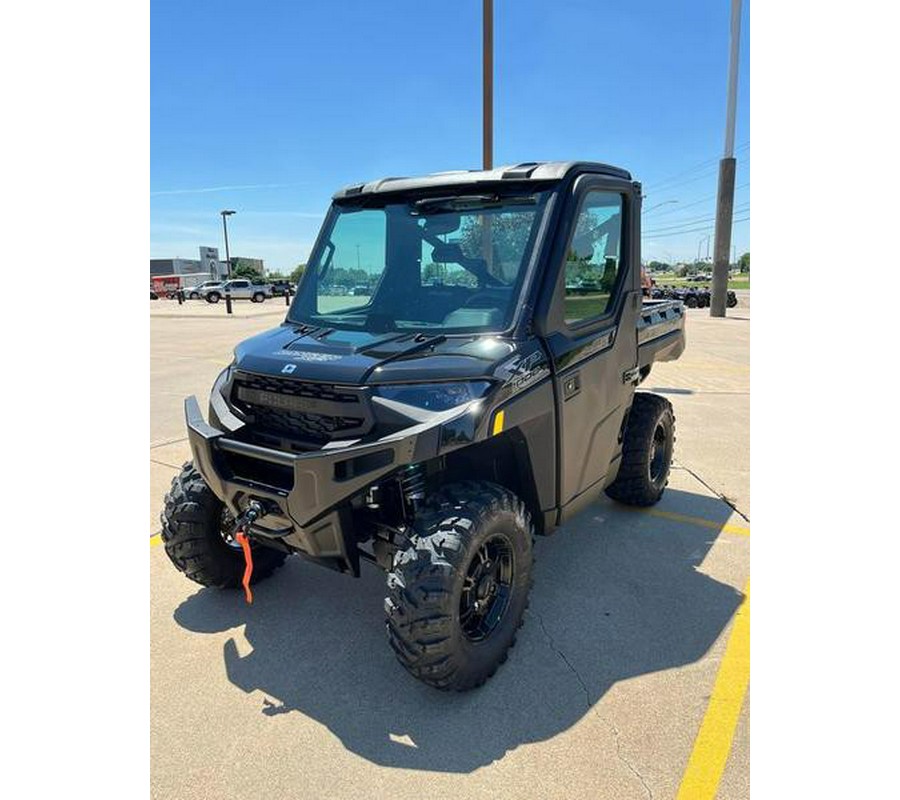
[150,306,750,800]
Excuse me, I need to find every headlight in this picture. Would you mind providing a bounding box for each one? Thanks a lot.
[373,381,491,411]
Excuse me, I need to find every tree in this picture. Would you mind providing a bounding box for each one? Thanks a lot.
[738,252,750,273]
[232,262,263,280]
[290,263,307,284]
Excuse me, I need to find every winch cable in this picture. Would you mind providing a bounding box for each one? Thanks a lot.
[234,503,263,604]
[235,530,254,604]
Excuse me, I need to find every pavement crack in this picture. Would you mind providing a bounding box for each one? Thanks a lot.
[529,612,653,799]
[151,458,182,470]
[675,461,750,523]
[529,609,591,710]
[605,717,654,800]
[150,436,188,450]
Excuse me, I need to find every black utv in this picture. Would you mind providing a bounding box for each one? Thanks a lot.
[161,161,686,691]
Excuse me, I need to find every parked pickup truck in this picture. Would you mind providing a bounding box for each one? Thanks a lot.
[201,279,271,303]
[187,281,223,299]
[161,160,685,691]
[269,279,295,297]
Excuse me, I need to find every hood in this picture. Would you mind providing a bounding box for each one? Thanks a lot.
[232,323,519,385]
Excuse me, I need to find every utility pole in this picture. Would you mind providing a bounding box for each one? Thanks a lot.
[482,0,493,170]
[710,0,742,317]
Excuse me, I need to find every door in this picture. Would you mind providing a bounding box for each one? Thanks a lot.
[230,280,250,298]
[544,183,640,506]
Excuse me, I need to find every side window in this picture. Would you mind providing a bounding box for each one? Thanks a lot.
[563,191,624,325]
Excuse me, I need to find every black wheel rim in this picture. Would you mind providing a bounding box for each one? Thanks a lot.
[459,534,515,642]
[648,422,668,484]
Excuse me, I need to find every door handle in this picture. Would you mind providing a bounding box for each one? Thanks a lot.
[563,372,581,400]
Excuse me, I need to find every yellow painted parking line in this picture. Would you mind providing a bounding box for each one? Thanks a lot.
[676,580,750,800]
[150,532,162,547]
[642,508,750,537]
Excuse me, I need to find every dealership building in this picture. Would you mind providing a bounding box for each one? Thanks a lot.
[150,247,265,287]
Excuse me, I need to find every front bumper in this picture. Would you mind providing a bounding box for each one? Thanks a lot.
[185,395,482,572]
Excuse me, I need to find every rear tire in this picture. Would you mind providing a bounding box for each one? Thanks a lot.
[605,393,675,507]
[385,482,534,691]
[160,463,288,588]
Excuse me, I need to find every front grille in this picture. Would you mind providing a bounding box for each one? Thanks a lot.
[231,372,368,443]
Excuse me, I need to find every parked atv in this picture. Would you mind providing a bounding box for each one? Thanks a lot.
[160,161,686,691]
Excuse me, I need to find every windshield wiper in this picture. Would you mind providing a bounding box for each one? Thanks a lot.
[412,193,538,213]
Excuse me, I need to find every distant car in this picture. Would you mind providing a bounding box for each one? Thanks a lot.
[187,281,222,299]
[201,279,271,303]
[349,285,370,296]
[269,280,294,297]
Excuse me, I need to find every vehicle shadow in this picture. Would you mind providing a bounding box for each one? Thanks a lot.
[173,488,743,773]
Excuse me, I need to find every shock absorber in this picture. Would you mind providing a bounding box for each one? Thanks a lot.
[399,463,426,518]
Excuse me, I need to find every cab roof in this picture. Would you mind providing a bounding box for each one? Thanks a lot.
[332,161,633,200]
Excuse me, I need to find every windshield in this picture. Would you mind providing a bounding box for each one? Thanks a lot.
[287,191,550,334]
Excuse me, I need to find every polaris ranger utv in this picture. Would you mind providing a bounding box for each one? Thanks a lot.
[161,161,686,691]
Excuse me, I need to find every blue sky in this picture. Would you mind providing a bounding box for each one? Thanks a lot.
[151,0,749,271]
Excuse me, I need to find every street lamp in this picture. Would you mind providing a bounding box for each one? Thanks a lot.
[644,199,679,214]
[220,210,236,278]
[698,234,711,262]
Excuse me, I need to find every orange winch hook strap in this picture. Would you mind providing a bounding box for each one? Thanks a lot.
[235,531,254,604]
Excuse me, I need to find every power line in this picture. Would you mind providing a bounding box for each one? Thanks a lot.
[644,141,749,193]
[645,155,750,197]
[641,216,749,240]
[644,182,749,218]
[643,203,750,234]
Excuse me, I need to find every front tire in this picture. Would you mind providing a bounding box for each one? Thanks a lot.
[160,463,288,588]
[252,292,265,303]
[206,292,221,304]
[189,291,199,299]
[605,393,675,507]
[385,482,534,691]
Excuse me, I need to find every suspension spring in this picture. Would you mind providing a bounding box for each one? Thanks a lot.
[399,463,426,517]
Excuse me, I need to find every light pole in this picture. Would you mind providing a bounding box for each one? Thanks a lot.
[697,235,712,264]
[220,210,235,278]
[483,0,493,170]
